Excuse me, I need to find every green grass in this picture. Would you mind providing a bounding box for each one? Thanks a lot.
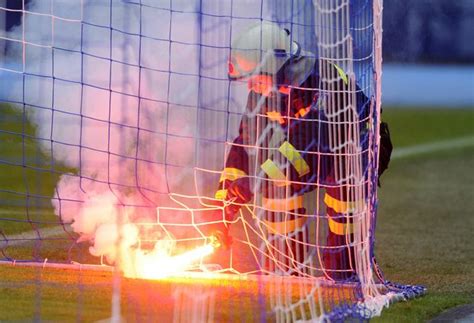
[0,103,73,235]
[0,265,284,322]
[1,105,473,321]
[382,107,474,147]
[0,266,114,321]
[372,107,474,321]
[373,145,474,322]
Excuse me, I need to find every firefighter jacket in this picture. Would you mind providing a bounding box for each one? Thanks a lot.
[216,58,371,237]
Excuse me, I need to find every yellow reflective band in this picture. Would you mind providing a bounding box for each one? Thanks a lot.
[328,217,354,235]
[214,189,227,200]
[332,63,348,85]
[266,111,285,124]
[295,106,310,118]
[262,195,304,212]
[324,193,360,214]
[219,167,246,183]
[263,217,308,235]
[278,141,310,177]
[261,159,289,187]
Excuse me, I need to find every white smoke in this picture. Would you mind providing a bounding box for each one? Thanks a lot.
[0,0,204,266]
[0,0,314,271]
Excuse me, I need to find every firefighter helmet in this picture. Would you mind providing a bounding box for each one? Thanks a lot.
[228,22,299,80]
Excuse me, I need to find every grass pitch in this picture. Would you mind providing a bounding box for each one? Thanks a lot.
[1,104,473,321]
[0,264,361,321]
[372,107,474,322]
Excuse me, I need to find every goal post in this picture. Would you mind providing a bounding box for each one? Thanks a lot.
[0,0,425,321]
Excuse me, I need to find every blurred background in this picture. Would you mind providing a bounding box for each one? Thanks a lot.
[382,0,474,107]
[2,0,473,106]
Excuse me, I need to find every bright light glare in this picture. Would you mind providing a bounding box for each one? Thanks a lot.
[124,243,215,280]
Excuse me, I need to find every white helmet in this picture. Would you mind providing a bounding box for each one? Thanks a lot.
[228,22,300,80]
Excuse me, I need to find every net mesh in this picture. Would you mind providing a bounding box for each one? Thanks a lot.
[0,0,424,321]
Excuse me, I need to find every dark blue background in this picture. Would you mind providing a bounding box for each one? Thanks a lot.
[3,0,473,65]
[383,0,474,64]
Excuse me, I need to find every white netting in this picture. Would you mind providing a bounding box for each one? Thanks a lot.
[0,0,404,321]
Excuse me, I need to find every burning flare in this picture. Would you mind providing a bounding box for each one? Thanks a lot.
[123,241,216,280]
[55,190,220,280]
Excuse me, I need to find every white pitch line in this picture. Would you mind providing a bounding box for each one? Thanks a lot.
[1,226,72,247]
[392,136,474,159]
[0,209,72,247]
[2,136,473,246]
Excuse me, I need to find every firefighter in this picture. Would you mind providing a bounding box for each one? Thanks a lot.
[210,22,391,280]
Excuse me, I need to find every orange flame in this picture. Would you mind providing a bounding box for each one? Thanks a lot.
[123,242,216,280]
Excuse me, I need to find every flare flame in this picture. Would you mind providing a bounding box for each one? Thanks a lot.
[124,243,216,280]
[54,190,218,280]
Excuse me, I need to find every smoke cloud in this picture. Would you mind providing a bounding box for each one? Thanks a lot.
[0,0,315,273]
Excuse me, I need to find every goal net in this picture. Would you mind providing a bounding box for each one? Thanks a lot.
[0,0,424,321]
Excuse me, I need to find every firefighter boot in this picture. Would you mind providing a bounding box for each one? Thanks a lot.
[322,230,357,282]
